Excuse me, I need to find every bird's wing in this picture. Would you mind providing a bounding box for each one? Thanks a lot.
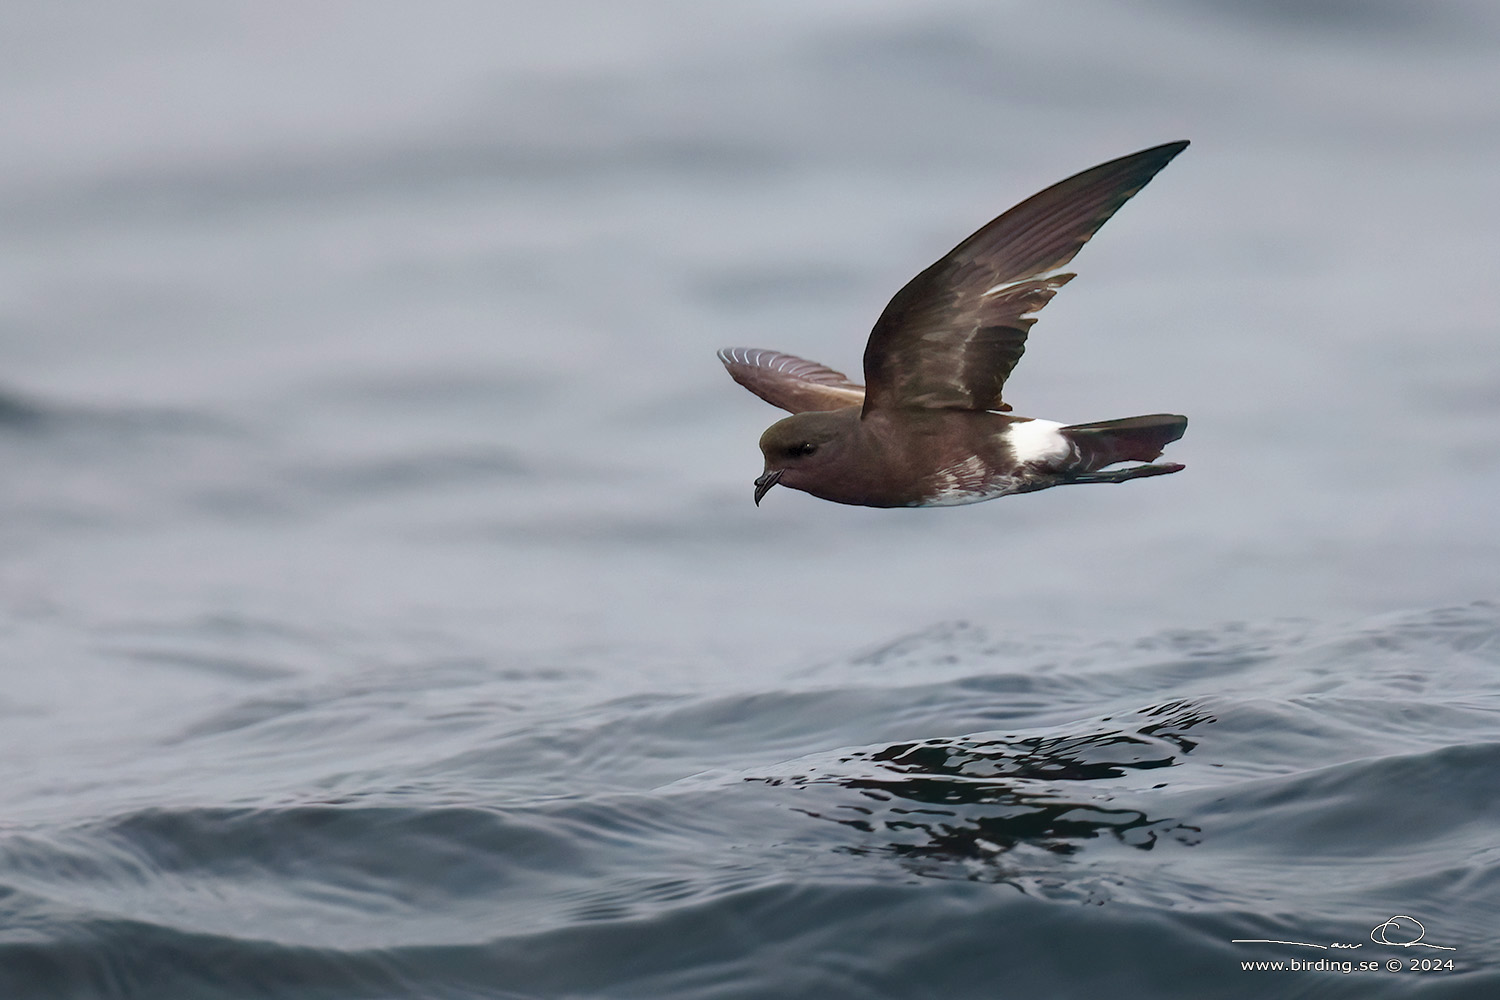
[717,347,865,413]
[860,140,1188,414]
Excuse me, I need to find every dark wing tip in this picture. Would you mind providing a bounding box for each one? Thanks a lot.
[1120,139,1190,184]
[1148,139,1190,158]
[1116,139,1190,171]
[1096,139,1190,196]
[951,139,1191,269]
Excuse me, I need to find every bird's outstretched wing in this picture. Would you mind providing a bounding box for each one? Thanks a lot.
[717,347,865,413]
[861,140,1188,414]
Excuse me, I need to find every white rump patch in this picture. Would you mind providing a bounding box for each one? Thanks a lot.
[1006,418,1070,465]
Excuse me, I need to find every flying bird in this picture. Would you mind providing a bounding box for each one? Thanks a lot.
[719,140,1190,508]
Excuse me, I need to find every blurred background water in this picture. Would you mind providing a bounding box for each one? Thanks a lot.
[1,2,1498,997]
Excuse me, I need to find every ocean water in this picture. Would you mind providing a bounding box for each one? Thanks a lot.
[2,2,1499,997]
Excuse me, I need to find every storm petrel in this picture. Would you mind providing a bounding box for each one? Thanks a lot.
[719,140,1190,508]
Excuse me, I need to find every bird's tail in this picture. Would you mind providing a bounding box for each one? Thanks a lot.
[1060,414,1187,475]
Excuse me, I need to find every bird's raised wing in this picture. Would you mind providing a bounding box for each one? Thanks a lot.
[718,347,865,413]
[861,141,1188,414]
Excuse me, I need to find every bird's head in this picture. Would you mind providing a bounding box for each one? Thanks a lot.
[753,410,853,506]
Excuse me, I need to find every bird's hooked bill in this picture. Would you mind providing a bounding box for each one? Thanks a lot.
[753,469,783,506]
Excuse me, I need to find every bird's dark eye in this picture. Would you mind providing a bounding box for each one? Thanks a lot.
[789,441,818,458]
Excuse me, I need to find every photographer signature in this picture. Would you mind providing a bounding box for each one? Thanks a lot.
[1232,915,1456,952]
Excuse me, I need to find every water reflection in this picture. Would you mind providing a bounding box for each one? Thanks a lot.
[752,701,1212,881]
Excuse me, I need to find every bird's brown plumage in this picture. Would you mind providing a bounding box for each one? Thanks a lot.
[718,141,1191,508]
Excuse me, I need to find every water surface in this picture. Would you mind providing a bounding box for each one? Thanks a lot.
[2,2,1498,997]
